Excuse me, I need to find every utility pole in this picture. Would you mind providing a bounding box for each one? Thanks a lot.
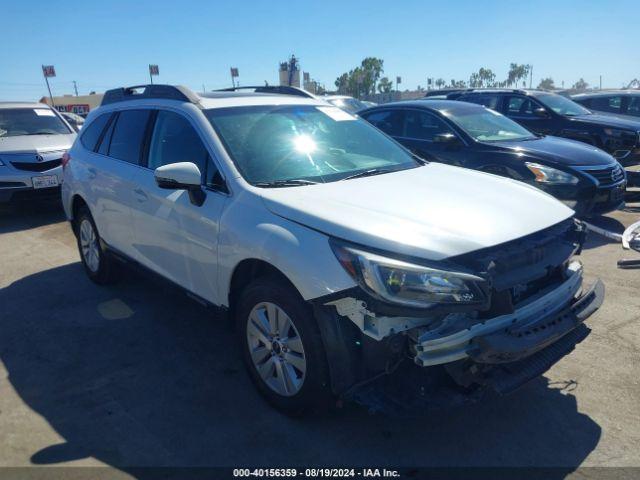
[529,65,533,89]
[599,75,602,89]
[73,81,78,96]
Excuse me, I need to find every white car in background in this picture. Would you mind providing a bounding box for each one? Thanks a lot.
[323,95,370,113]
[0,102,76,203]
[62,84,603,414]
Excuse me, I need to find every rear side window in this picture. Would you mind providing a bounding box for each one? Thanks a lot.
[590,96,622,114]
[147,110,209,174]
[107,110,151,164]
[461,94,500,110]
[404,111,452,140]
[627,97,640,116]
[79,113,111,150]
[361,110,404,136]
[504,96,541,117]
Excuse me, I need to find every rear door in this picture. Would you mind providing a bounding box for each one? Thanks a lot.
[130,109,227,302]
[89,109,152,259]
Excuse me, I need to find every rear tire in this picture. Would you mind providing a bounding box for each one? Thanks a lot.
[236,275,333,415]
[75,206,118,285]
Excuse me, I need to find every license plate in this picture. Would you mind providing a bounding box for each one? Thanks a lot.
[32,175,59,189]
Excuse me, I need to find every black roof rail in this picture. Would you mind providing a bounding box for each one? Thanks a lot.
[101,84,200,106]
[213,85,316,99]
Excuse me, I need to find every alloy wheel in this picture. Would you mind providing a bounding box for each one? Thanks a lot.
[246,302,307,397]
[79,219,100,273]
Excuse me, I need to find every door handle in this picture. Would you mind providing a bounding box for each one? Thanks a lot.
[133,188,148,202]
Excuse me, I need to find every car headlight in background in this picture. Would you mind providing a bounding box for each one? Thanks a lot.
[330,240,486,308]
[525,162,578,185]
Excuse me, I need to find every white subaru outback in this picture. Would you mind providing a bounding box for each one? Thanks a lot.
[62,85,604,414]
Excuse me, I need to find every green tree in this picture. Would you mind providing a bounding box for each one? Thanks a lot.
[572,78,589,90]
[334,57,385,98]
[507,63,531,87]
[537,77,555,90]
[470,68,496,88]
[378,76,393,93]
[435,78,446,89]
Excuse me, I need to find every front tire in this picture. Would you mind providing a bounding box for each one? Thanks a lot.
[236,276,332,415]
[75,206,118,285]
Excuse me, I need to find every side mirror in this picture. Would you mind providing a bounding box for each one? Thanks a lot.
[433,133,460,144]
[534,107,549,118]
[154,162,205,206]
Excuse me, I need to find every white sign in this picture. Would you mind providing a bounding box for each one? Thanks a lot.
[317,106,355,121]
[34,109,55,117]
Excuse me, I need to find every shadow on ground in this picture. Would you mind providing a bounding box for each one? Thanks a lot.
[0,258,602,477]
[0,201,65,234]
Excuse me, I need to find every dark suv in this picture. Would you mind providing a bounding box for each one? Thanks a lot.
[450,89,640,168]
[572,90,640,120]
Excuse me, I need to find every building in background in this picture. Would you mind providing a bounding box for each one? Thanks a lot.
[39,93,104,116]
[279,55,300,87]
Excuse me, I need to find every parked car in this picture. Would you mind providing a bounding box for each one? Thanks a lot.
[360,100,626,216]
[62,84,603,414]
[451,89,640,167]
[572,90,640,119]
[0,102,76,203]
[322,95,369,113]
[60,111,85,132]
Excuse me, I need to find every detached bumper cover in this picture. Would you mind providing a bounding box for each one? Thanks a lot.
[415,263,604,367]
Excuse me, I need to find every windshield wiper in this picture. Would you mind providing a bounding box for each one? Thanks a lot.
[341,168,393,181]
[253,179,320,188]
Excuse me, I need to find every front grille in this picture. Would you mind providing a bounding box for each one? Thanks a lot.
[452,218,583,294]
[11,159,62,172]
[581,164,625,187]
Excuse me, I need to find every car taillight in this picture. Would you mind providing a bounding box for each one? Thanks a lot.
[61,152,71,169]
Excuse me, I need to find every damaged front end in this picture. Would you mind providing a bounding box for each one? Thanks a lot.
[313,218,604,411]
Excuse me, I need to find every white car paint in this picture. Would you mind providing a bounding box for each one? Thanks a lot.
[63,91,574,308]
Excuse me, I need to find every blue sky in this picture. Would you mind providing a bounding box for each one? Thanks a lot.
[1,0,639,101]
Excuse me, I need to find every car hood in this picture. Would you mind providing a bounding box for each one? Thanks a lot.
[495,135,616,166]
[570,113,640,131]
[0,133,76,154]
[258,163,574,261]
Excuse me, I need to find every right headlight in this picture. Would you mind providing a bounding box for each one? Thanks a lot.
[330,239,487,308]
[525,162,578,185]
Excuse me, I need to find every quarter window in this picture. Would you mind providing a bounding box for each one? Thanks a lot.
[80,113,111,151]
[107,110,151,164]
[147,110,210,177]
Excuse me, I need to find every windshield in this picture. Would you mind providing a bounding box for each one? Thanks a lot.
[448,108,536,142]
[327,97,368,113]
[205,105,418,185]
[0,108,72,137]
[536,93,591,116]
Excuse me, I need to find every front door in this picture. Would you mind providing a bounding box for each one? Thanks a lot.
[130,109,226,303]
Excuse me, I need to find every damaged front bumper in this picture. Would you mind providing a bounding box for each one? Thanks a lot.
[414,261,604,367]
[319,260,604,402]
